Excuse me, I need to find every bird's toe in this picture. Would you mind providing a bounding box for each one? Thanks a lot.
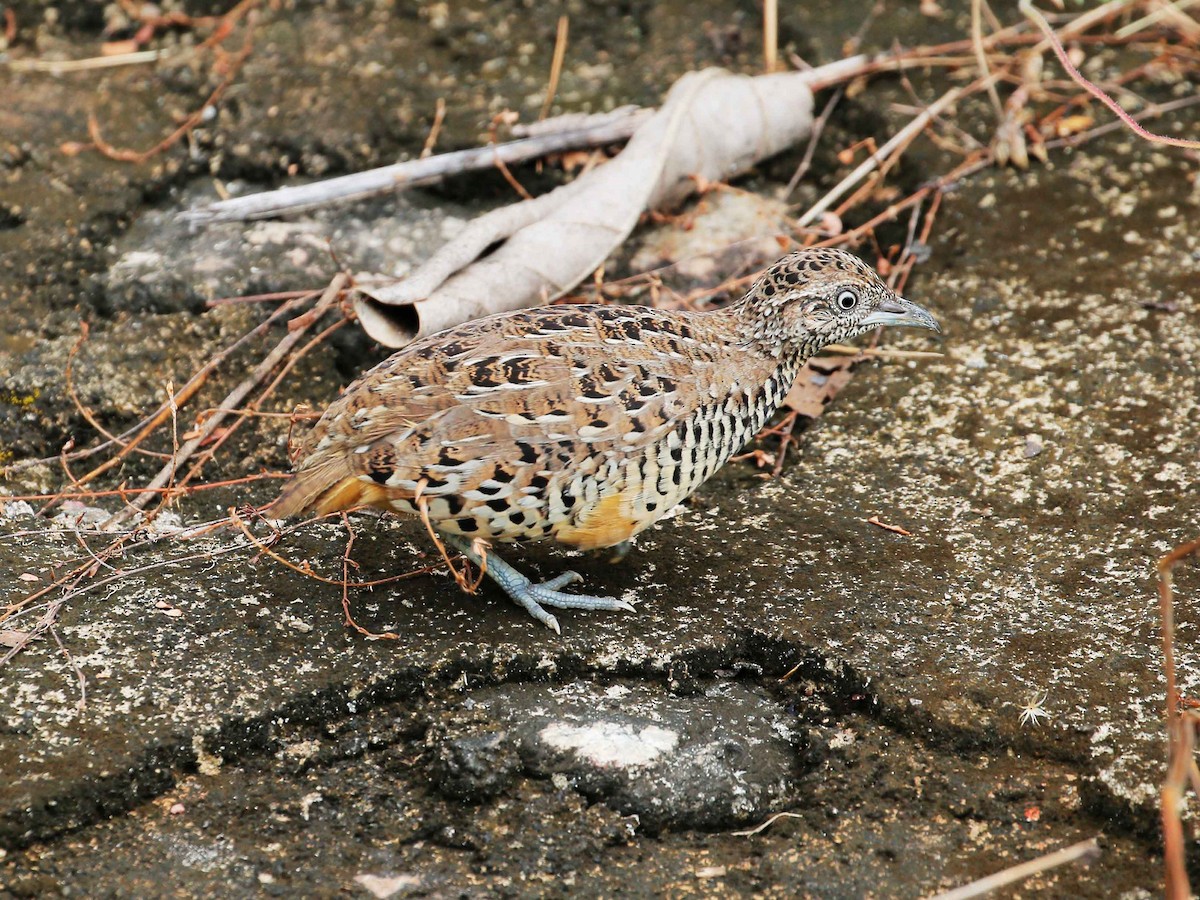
[530,584,631,613]
[540,570,584,591]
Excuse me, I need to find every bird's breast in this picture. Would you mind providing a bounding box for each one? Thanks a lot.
[375,341,801,549]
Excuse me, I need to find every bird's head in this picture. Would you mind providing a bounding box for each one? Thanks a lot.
[739,248,940,355]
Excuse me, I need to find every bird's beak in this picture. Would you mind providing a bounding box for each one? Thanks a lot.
[861,296,941,333]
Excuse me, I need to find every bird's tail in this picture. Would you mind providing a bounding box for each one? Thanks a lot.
[267,458,391,519]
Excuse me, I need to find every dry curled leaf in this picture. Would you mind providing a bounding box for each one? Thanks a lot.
[845,75,869,100]
[556,149,603,173]
[817,210,843,235]
[1054,114,1095,137]
[781,355,855,418]
[993,88,1033,169]
[355,66,827,347]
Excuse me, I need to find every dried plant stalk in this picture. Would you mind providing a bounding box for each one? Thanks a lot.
[1159,534,1200,900]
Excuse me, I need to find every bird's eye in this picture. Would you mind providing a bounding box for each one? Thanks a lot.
[836,289,859,311]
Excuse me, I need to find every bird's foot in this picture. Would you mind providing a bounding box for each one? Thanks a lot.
[442,534,633,633]
[515,572,633,634]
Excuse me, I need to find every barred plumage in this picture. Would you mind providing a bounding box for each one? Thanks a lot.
[272,248,940,631]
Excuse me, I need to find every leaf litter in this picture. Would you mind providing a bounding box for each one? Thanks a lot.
[351,64,851,347]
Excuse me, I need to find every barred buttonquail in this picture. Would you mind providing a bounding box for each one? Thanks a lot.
[271,248,940,632]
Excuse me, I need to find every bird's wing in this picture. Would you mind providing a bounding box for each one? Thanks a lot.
[274,304,748,517]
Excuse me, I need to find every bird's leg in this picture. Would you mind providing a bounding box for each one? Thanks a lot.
[607,540,632,563]
[441,533,634,634]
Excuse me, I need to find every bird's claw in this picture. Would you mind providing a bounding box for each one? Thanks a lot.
[516,573,634,633]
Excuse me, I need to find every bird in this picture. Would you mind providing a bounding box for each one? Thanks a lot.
[270,248,940,633]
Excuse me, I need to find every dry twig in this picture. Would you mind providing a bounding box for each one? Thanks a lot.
[414,480,486,595]
[420,97,447,159]
[6,49,168,73]
[228,507,437,592]
[763,0,778,73]
[540,15,570,120]
[338,513,398,640]
[867,516,913,536]
[931,838,1101,899]
[1159,534,1200,899]
[732,811,804,836]
[183,107,652,223]
[100,273,348,528]
[86,6,258,164]
[1,273,324,490]
[797,85,966,228]
[1020,0,1200,149]
[65,323,169,461]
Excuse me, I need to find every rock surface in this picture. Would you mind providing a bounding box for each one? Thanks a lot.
[1,1,1196,897]
[455,680,804,831]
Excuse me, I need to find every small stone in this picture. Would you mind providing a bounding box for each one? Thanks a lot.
[470,681,806,832]
[430,729,521,801]
[142,511,183,538]
[828,729,857,750]
[354,874,422,899]
[51,502,112,529]
[1024,434,1044,458]
[300,791,323,821]
[1,501,35,519]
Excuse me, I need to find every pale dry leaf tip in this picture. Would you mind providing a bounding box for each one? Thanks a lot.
[356,67,824,346]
